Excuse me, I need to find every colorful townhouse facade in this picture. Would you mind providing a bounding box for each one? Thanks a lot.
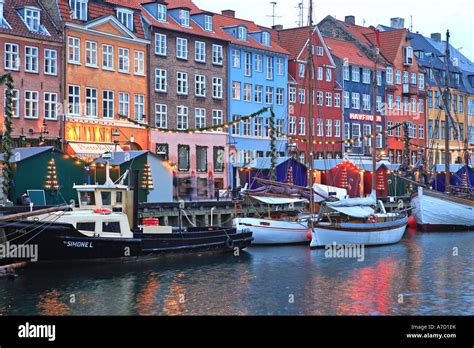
[53,0,149,160]
[141,0,230,198]
[0,0,62,148]
[278,25,342,164]
[213,10,289,186]
[410,32,471,166]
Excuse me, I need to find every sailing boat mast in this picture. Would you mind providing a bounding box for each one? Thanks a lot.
[372,35,379,198]
[444,30,451,193]
[307,0,315,213]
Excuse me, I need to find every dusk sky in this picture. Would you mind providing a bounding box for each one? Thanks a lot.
[194,0,474,60]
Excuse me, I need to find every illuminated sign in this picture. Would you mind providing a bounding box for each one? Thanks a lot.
[66,123,114,143]
[349,113,382,123]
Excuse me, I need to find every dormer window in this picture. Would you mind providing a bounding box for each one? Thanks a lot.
[204,15,212,31]
[70,0,88,21]
[157,3,167,21]
[116,8,133,31]
[262,31,271,46]
[180,9,190,27]
[403,46,413,66]
[24,8,40,32]
[238,26,247,41]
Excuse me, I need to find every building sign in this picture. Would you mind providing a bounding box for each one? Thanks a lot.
[68,142,123,159]
[349,113,382,123]
[66,123,114,143]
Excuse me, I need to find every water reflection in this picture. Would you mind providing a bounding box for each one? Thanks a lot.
[0,232,473,315]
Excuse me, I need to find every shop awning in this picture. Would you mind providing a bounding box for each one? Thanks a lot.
[68,142,123,159]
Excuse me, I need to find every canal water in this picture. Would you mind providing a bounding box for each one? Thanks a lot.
[1,230,473,316]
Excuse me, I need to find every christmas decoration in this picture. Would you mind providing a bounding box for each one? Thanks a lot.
[287,166,294,185]
[141,163,154,191]
[0,73,14,202]
[45,158,59,191]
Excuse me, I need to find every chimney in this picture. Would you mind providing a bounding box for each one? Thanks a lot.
[344,15,355,25]
[390,17,405,29]
[272,24,283,31]
[431,33,441,41]
[222,9,235,18]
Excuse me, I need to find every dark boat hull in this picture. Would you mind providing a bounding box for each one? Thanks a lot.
[0,221,253,263]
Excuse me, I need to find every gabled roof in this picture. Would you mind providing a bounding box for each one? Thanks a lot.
[247,157,301,170]
[0,0,62,42]
[94,151,147,165]
[0,147,54,163]
[324,37,374,69]
[365,29,407,64]
[334,18,375,47]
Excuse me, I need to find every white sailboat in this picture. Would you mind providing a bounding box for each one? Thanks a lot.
[410,31,474,231]
[310,22,408,247]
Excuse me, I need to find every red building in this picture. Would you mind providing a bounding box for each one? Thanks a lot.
[279,26,343,164]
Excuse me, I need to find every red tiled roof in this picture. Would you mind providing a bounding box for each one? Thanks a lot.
[324,37,374,68]
[278,26,314,60]
[57,0,145,39]
[365,29,406,64]
[0,0,62,42]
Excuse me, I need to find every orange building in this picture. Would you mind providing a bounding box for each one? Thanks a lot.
[56,0,149,160]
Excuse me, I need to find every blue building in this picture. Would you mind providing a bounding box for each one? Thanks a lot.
[214,11,289,186]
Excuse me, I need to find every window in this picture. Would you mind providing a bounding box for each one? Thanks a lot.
[195,75,206,97]
[262,31,271,46]
[195,108,206,128]
[326,120,332,137]
[102,44,114,70]
[156,143,169,161]
[377,96,382,112]
[396,122,402,138]
[363,124,371,149]
[134,51,145,75]
[212,44,223,65]
[396,96,401,111]
[334,93,341,108]
[118,92,130,117]
[362,94,370,111]
[85,41,97,67]
[242,119,251,136]
[298,89,306,104]
[395,70,401,84]
[118,48,130,73]
[85,87,97,117]
[243,84,252,102]
[317,118,323,136]
[254,117,263,136]
[317,46,324,56]
[155,68,167,92]
[326,68,332,82]
[343,91,350,108]
[195,41,206,62]
[214,147,225,173]
[134,94,145,122]
[24,46,38,73]
[362,69,370,84]
[334,120,341,137]
[418,73,425,90]
[411,72,417,85]
[178,145,190,171]
[24,91,39,119]
[177,106,188,130]
[298,117,306,136]
[351,92,360,109]
[44,49,57,75]
[254,85,263,103]
[102,90,114,118]
[77,222,95,232]
[204,15,213,31]
[344,122,350,141]
[418,125,424,140]
[44,93,57,120]
[276,88,284,106]
[70,0,88,21]
[352,124,361,147]
[102,221,121,234]
[195,146,208,173]
[212,77,223,99]
[238,26,247,41]
[117,9,133,31]
[176,38,188,59]
[377,71,382,86]
[316,91,323,106]
[289,87,296,103]
[326,92,332,107]
[68,37,81,64]
[276,58,284,76]
[266,57,273,80]
[352,67,360,82]
[244,52,252,76]
[212,109,223,127]
[411,98,417,113]
[288,116,296,135]
[179,9,190,27]
[24,8,40,32]
[155,104,167,129]
[177,72,188,95]
[68,85,80,115]
[317,67,323,80]
[387,121,393,136]
[5,43,20,70]
[418,99,424,113]
[388,95,394,110]
[157,3,166,21]
[232,81,241,100]
[265,87,274,105]
[231,115,241,135]
[376,125,383,148]
[155,33,167,56]
[459,96,464,114]
[232,49,240,68]
[255,54,263,72]
[5,89,20,117]
[404,46,413,65]
[386,67,393,84]
[276,119,284,137]
[343,65,350,81]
